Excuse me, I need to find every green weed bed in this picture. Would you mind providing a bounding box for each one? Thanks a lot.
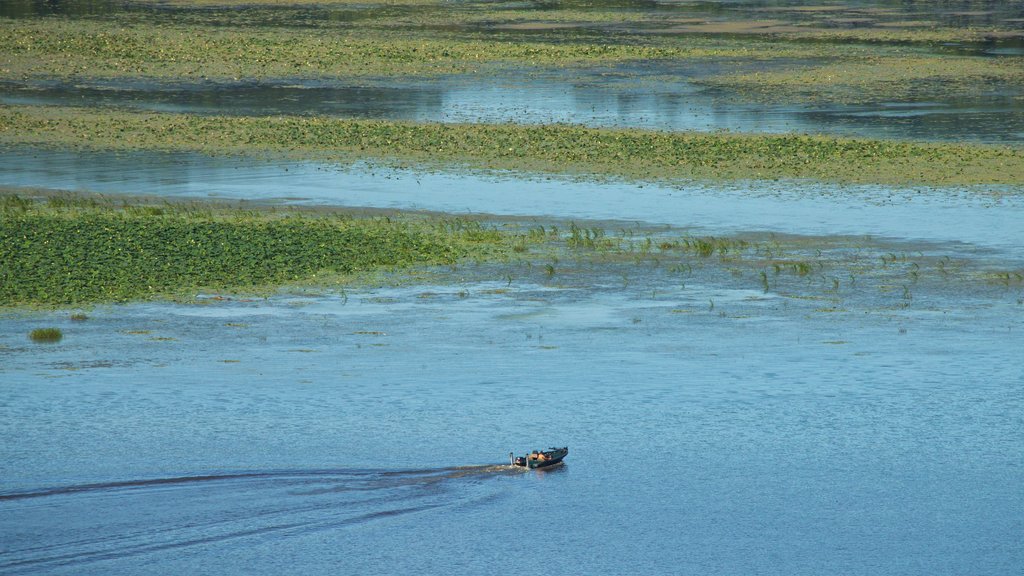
[0,196,513,305]
[3,4,1021,106]
[0,18,754,81]
[3,105,1022,186]
[3,193,1019,308]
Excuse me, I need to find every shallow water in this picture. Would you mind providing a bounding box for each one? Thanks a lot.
[4,72,1023,143]
[3,147,1023,259]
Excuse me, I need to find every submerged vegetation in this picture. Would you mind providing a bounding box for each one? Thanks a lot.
[3,105,1022,186]
[2,193,1018,308]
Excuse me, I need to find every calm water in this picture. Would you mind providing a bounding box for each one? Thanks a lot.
[2,269,1022,573]
[3,1,1024,572]
[3,147,1023,257]
[4,73,1024,143]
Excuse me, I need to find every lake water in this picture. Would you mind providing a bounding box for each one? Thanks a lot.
[4,72,1023,144]
[3,0,1024,572]
[3,148,1023,258]
[2,264,1022,574]
[2,147,1023,574]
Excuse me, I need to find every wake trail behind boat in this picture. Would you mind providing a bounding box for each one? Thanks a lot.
[0,465,520,573]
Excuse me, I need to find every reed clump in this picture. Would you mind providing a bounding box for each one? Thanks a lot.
[29,327,63,342]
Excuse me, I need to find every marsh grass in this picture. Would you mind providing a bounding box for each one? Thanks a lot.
[567,223,611,250]
[29,327,62,342]
[6,106,1020,186]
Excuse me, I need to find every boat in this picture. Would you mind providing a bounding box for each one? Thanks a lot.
[510,447,568,469]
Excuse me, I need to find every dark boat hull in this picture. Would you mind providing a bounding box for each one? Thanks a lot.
[513,447,568,469]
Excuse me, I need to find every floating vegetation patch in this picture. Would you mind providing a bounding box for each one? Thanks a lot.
[0,194,528,306]
[983,270,1024,286]
[0,18,764,81]
[3,1,1021,120]
[29,327,62,342]
[1,193,1018,309]
[3,106,1021,185]
[704,55,1024,105]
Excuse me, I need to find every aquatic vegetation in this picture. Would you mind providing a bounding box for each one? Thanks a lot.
[162,0,445,5]
[984,270,1024,286]
[658,237,751,258]
[0,195,525,305]
[704,55,1024,105]
[3,1,1020,117]
[4,105,1022,186]
[13,3,988,110]
[0,18,758,82]
[0,192,1015,308]
[566,223,610,250]
[29,327,62,342]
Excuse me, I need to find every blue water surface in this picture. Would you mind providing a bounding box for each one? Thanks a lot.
[2,271,1022,574]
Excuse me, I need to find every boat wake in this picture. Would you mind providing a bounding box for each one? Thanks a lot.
[0,465,522,573]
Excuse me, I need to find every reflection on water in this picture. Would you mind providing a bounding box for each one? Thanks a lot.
[3,147,1022,256]
[0,81,446,121]
[4,72,1023,143]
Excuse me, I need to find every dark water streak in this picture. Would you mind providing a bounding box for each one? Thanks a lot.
[0,465,520,573]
